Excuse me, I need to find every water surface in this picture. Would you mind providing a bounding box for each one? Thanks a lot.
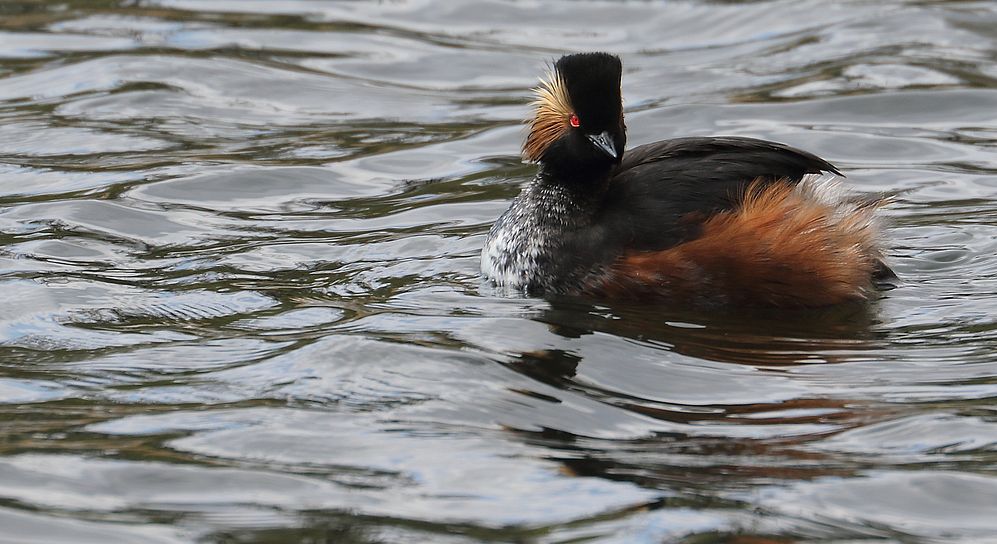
[2,1,997,542]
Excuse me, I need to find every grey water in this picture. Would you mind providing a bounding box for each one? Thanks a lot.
[1,1,996,542]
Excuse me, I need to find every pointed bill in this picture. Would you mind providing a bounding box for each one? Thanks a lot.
[586,131,618,159]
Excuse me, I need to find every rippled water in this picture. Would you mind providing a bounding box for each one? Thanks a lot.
[2,1,997,542]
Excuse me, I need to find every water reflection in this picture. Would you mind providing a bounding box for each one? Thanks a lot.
[1,0,997,542]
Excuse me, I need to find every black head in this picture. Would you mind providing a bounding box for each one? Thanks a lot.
[556,52,624,138]
[523,52,626,182]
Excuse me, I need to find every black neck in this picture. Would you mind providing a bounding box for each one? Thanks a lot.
[537,162,614,200]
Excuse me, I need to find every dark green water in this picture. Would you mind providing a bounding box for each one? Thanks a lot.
[1,1,997,542]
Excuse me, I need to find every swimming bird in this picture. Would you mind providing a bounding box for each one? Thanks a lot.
[481,52,894,307]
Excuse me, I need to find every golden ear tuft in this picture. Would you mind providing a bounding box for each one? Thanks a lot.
[523,70,573,163]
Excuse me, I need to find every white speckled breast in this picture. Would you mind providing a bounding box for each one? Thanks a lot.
[481,177,591,293]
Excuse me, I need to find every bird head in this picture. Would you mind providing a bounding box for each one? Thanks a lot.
[523,52,626,179]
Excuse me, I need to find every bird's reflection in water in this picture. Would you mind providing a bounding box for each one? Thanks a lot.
[538,295,885,365]
[501,298,893,503]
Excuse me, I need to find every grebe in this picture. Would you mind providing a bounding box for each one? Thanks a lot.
[481,52,893,307]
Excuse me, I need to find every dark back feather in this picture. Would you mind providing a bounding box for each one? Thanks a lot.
[600,136,841,251]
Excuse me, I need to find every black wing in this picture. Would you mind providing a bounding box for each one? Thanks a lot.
[600,136,841,251]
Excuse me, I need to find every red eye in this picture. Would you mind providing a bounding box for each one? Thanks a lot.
[569,114,580,128]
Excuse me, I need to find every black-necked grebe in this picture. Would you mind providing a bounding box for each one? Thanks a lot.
[481,52,893,307]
